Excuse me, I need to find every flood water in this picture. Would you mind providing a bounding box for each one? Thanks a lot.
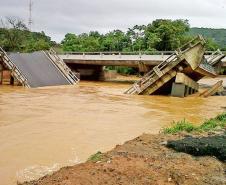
[0,81,226,185]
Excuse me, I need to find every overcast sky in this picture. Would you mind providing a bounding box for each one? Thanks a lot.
[0,0,226,42]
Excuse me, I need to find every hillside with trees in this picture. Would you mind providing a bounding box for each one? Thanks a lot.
[0,17,225,53]
[61,19,224,52]
[189,28,226,50]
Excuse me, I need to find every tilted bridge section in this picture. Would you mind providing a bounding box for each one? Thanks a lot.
[0,48,79,88]
[60,49,225,81]
[0,36,225,97]
[124,36,224,97]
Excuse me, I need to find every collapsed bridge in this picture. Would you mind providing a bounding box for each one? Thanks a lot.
[0,48,79,88]
[60,51,226,80]
[0,36,225,97]
[125,36,225,97]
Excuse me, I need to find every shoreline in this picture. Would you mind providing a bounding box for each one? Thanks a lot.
[20,114,226,185]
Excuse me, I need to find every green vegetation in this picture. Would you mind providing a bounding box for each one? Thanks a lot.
[1,17,225,53]
[105,66,136,75]
[61,20,226,53]
[0,17,55,52]
[163,112,226,134]
[189,28,226,50]
[62,19,196,52]
[87,151,103,162]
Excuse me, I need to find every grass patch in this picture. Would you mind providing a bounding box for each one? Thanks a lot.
[87,151,102,162]
[163,119,197,134]
[163,112,226,134]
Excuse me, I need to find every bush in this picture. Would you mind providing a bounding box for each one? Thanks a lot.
[163,119,197,134]
[163,112,226,134]
[87,151,102,162]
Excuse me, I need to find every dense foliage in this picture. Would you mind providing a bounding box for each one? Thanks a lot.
[0,17,54,52]
[61,19,225,52]
[0,18,225,53]
[62,19,192,52]
[189,28,226,50]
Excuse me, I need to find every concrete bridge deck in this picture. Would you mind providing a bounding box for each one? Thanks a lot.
[60,52,226,67]
[0,48,79,88]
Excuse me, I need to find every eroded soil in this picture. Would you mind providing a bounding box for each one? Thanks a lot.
[21,133,226,185]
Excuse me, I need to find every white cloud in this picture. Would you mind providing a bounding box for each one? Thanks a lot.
[0,0,226,42]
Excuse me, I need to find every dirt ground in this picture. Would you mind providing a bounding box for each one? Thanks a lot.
[20,133,226,185]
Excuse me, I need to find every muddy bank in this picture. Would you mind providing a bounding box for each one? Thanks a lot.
[20,133,226,185]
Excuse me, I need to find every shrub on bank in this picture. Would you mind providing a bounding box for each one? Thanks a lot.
[163,112,226,134]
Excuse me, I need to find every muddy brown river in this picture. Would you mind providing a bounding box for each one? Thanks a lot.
[0,81,226,185]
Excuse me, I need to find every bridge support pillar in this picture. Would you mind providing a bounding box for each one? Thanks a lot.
[1,70,12,85]
[171,73,199,97]
[171,83,187,97]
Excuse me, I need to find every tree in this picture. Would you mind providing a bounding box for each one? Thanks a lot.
[0,17,53,52]
[101,30,129,51]
[61,19,224,53]
[127,25,146,51]
[205,38,220,51]
[0,17,28,51]
[61,32,102,52]
[61,33,79,51]
[145,19,190,51]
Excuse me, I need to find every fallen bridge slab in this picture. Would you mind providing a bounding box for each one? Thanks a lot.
[199,80,224,97]
[0,48,79,88]
[8,52,72,88]
[125,36,220,97]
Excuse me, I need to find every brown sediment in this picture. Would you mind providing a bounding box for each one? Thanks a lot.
[20,133,226,185]
[1,78,226,184]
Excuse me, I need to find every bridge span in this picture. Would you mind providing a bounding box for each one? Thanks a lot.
[60,52,226,67]
[60,52,226,80]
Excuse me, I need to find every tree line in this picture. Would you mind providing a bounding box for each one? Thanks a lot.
[189,27,226,50]
[0,17,54,52]
[61,19,223,52]
[0,17,225,53]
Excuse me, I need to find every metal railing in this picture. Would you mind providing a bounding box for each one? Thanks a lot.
[61,51,175,56]
[206,49,225,65]
[125,36,206,95]
[47,48,80,84]
[0,47,30,87]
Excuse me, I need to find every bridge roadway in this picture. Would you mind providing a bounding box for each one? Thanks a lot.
[60,52,226,67]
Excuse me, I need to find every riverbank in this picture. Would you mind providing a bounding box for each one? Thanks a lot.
[20,114,226,185]
[1,82,226,185]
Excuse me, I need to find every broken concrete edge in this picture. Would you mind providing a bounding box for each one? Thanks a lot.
[199,80,224,98]
[125,36,223,97]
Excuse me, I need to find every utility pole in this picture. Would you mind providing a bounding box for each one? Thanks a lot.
[28,0,33,31]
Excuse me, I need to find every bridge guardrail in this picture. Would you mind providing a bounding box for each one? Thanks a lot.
[60,50,226,56]
[0,47,30,87]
